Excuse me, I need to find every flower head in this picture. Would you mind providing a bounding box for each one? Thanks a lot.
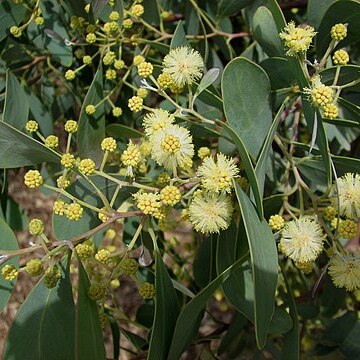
[197,153,239,193]
[133,191,162,217]
[328,254,360,291]
[279,21,316,57]
[65,70,76,81]
[57,175,71,189]
[1,264,18,281]
[25,259,43,276]
[45,135,59,149]
[78,158,96,175]
[279,217,325,263]
[139,282,155,299]
[331,173,360,220]
[53,200,66,215]
[24,170,43,188]
[65,203,83,221]
[304,75,334,107]
[128,96,143,112]
[162,46,204,87]
[29,219,44,235]
[138,62,153,78]
[149,124,194,170]
[143,109,175,136]
[333,49,349,65]
[160,185,181,206]
[26,120,38,133]
[322,103,338,119]
[64,120,78,133]
[330,23,347,41]
[101,137,117,152]
[269,215,285,231]
[189,192,233,234]
[61,153,75,168]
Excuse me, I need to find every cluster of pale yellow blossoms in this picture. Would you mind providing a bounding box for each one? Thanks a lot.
[271,172,360,292]
[280,22,349,120]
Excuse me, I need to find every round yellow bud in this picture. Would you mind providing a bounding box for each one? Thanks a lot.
[78,158,96,175]
[114,60,125,70]
[45,135,59,149]
[85,104,96,115]
[101,137,117,152]
[131,4,144,17]
[197,147,211,159]
[61,153,75,168]
[44,265,61,289]
[330,23,347,41]
[268,215,285,231]
[25,259,43,276]
[112,107,122,117]
[323,205,336,221]
[24,170,43,188]
[10,26,22,37]
[109,11,119,21]
[29,218,44,235]
[88,283,106,300]
[34,16,44,26]
[83,55,92,65]
[338,219,357,239]
[323,103,338,119]
[75,243,94,261]
[1,264,18,281]
[120,258,138,275]
[122,18,133,29]
[86,33,97,44]
[64,120,78,133]
[53,200,66,215]
[139,282,155,299]
[137,88,148,98]
[57,175,71,189]
[137,62,153,78]
[95,249,111,265]
[160,185,181,206]
[25,120,39,133]
[65,70,76,81]
[121,141,141,167]
[105,69,117,80]
[332,49,349,65]
[128,96,143,112]
[133,55,145,66]
[65,203,83,221]
[157,172,171,185]
[103,51,116,66]
[98,208,109,223]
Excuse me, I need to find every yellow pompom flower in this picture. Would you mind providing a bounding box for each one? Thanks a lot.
[95,249,111,265]
[34,16,44,26]
[197,147,211,159]
[197,153,239,194]
[189,192,233,234]
[149,124,194,170]
[1,264,18,281]
[137,88,148,98]
[328,254,360,291]
[105,228,116,240]
[322,103,338,119]
[143,109,175,136]
[330,23,347,41]
[121,140,141,167]
[331,173,360,220]
[338,219,358,239]
[78,158,96,175]
[25,120,39,133]
[333,49,349,65]
[133,191,162,216]
[65,203,83,221]
[163,46,204,87]
[133,55,145,65]
[304,75,334,107]
[24,170,43,188]
[64,120,78,133]
[130,4,144,17]
[106,69,117,80]
[112,107,123,117]
[323,205,336,221]
[279,21,316,57]
[53,200,66,215]
[139,282,155,299]
[160,185,181,206]
[128,96,143,112]
[45,135,59,149]
[29,218,44,235]
[61,153,75,169]
[157,172,171,185]
[25,259,43,276]
[279,218,325,263]
[65,70,76,81]
[57,175,70,189]
[123,18,133,29]
[101,137,117,152]
[269,215,285,231]
[157,72,174,89]
[137,62,153,78]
